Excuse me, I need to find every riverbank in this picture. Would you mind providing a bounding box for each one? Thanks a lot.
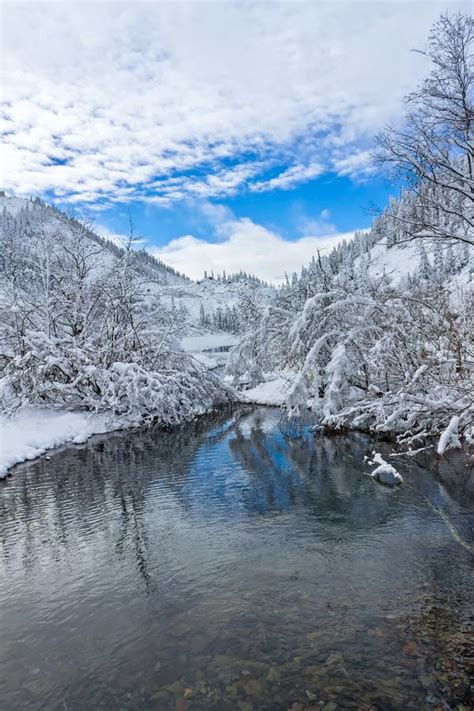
[0,333,243,479]
[3,395,470,483]
[0,408,120,478]
[0,400,247,479]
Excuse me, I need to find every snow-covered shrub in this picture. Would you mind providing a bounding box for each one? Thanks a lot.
[0,204,233,424]
[289,280,473,443]
[286,374,309,417]
[437,415,462,455]
[226,304,293,387]
[228,214,473,446]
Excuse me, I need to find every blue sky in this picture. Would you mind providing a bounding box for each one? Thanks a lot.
[94,172,391,245]
[1,0,470,281]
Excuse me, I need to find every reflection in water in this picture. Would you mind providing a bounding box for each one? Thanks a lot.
[0,408,472,710]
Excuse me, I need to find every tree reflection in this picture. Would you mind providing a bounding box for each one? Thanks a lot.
[0,407,467,591]
[0,409,248,588]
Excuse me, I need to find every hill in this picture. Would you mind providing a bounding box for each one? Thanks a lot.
[0,195,275,337]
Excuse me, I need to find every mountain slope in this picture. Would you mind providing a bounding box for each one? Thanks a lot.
[0,195,275,336]
[0,194,189,286]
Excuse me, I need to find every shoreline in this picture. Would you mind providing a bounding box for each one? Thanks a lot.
[0,403,245,480]
[2,402,472,488]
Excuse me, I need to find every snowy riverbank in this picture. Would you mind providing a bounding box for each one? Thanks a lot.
[0,384,282,478]
[241,377,290,406]
[0,334,245,479]
[0,408,120,478]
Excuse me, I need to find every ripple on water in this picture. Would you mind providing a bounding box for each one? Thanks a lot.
[0,407,472,710]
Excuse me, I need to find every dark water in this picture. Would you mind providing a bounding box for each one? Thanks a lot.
[202,345,232,353]
[0,409,472,711]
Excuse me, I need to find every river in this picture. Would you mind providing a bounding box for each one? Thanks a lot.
[0,408,472,710]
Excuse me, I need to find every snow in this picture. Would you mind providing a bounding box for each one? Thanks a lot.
[437,415,461,455]
[361,239,472,288]
[181,333,239,352]
[0,408,116,478]
[191,352,224,371]
[242,377,290,406]
[367,452,403,486]
[0,194,29,216]
[363,241,420,283]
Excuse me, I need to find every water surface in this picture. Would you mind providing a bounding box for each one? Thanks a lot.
[0,408,472,710]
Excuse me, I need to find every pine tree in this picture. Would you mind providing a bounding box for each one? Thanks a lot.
[418,244,431,280]
[446,244,456,274]
[433,242,445,281]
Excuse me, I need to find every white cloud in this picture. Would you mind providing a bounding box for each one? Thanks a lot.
[1,1,469,203]
[333,149,375,179]
[296,209,338,237]
[293,202,338,237]
[152,217,355,284]
[250,163,324,192]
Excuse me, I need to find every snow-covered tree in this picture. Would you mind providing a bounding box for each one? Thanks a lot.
[376,13,474,247]
[0,203,233,425]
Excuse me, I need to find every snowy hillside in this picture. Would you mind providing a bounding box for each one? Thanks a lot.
[0,194,28,216]
[0,194,188,287]
[0,195,275,336]
[154,275,275,334]
[359,239,471,287]
[363,240,429,282]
